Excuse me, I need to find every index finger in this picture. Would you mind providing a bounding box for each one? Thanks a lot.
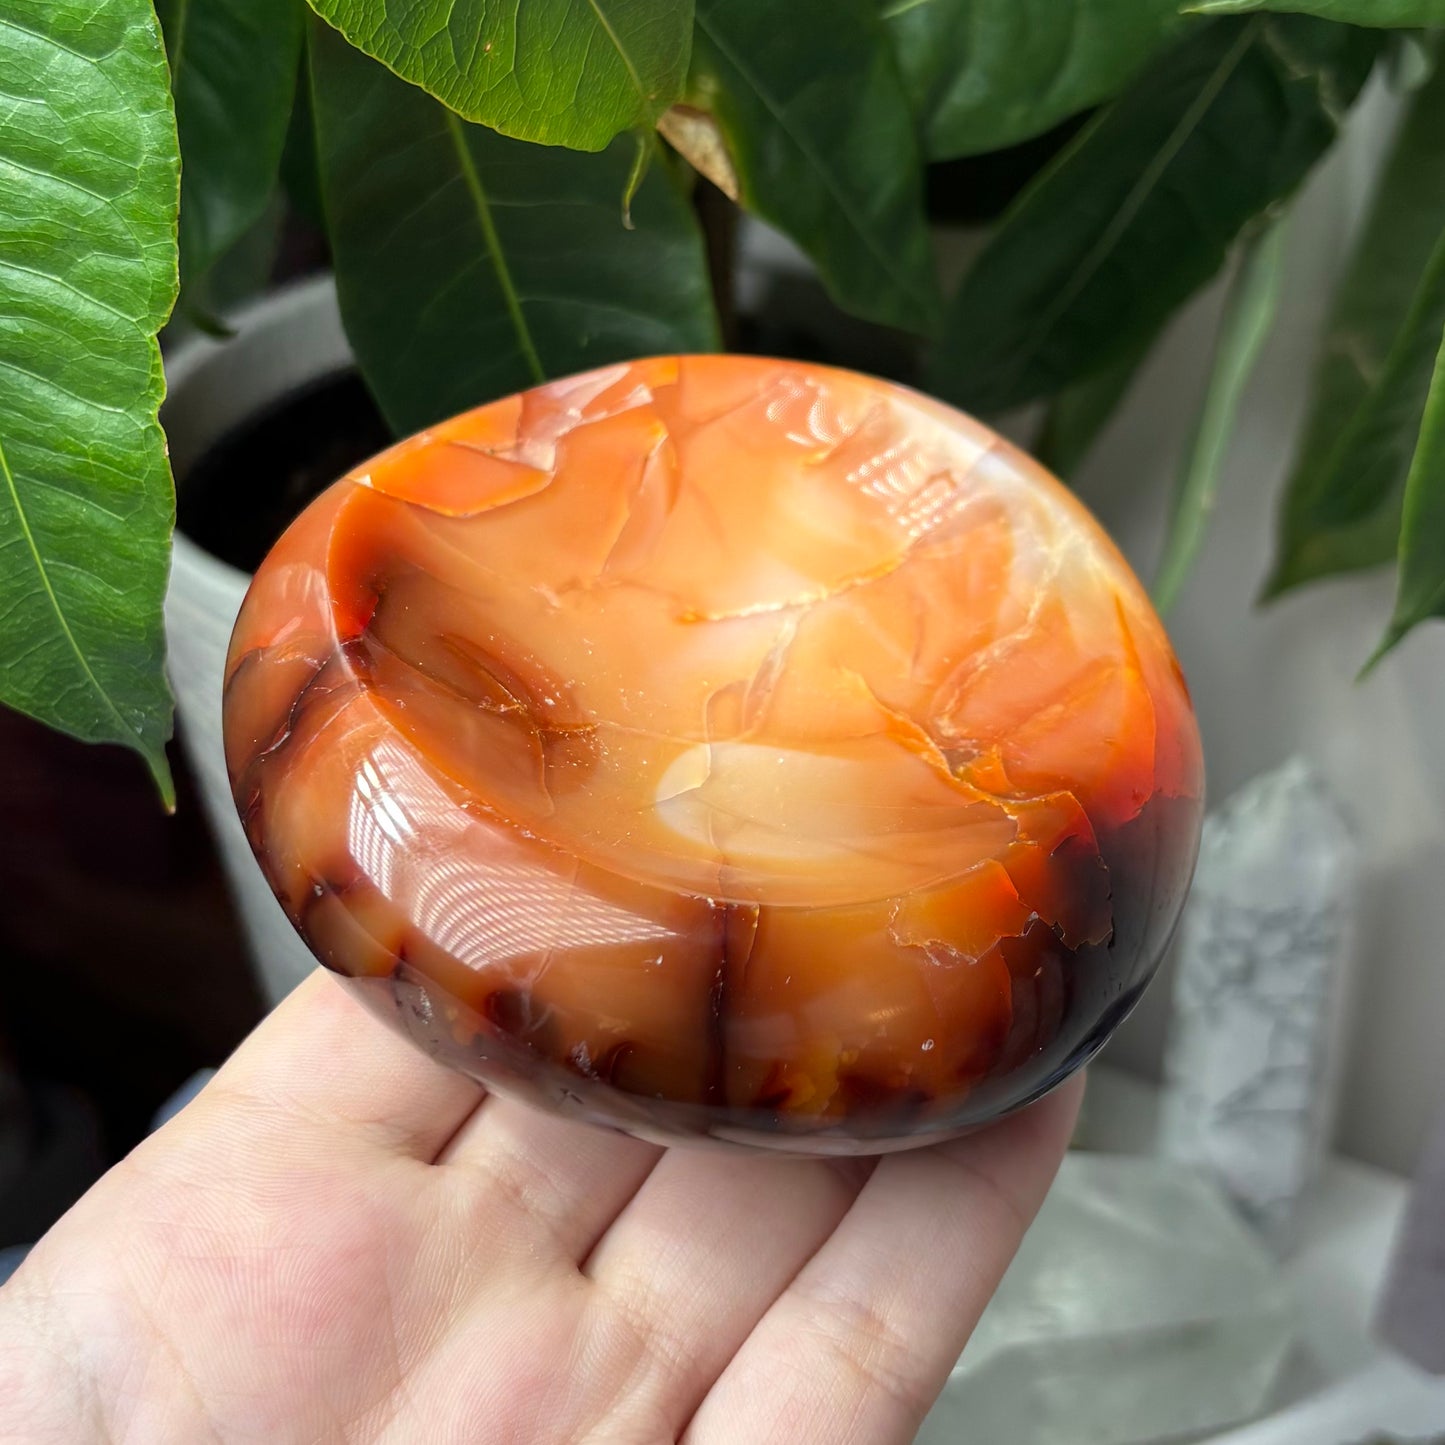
[683,1074,1083,1445]
[189,968,486,1162]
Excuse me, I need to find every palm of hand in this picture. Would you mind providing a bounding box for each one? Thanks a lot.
[0,973,1078,1444]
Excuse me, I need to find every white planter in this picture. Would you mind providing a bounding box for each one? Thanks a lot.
[163,277,352,1005]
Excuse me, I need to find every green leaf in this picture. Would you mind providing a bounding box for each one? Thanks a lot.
[1191,1,1445,27]
[0,0,180,802]
[928,16,1379,415]
[1034,336,1153,480]
[1154,218,1288,615]
[882,0,1192,161]
[683,0,939,335]
[1372,324,1445,663]
[180,193,285,329]
[280,31,326,230]
[156,0,303,285]
[1385,29,1438,95]
[1267,57,1445,597]
[307,0,693,151]
[310,21,719,438]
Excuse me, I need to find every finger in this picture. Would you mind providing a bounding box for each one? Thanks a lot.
[570,1148,876,1440]
[685,1076,1083,1445]
[435,1096,664,1263]
[189,968,486,1161]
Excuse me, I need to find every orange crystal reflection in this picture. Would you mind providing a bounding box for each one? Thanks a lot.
[224,356,1203,1151]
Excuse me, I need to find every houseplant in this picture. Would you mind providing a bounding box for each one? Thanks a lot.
[1,0,1443,812]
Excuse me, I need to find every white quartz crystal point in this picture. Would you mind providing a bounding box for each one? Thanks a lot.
[1159,755,1359,1247]
[916,1154,1295,1445]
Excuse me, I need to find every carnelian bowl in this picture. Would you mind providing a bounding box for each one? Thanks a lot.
[223,356,1203,1153]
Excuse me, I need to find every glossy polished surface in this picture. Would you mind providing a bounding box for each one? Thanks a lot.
[223,356,1203,1152]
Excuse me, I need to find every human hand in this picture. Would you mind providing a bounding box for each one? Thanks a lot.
[0,970,1079,1444]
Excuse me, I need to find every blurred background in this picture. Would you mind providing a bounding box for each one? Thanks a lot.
[3,12,1445,1444]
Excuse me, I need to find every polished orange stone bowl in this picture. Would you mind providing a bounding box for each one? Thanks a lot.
[223,356,1203,1152]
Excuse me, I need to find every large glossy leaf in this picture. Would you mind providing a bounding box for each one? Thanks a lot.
[1373,326,1445,663]
[311,23,718,437]
[1034,338,1153,480]
[1266,57,1445,597]
[186,195,285,324]
[308,0,692,150]
[882,0,1191,161]
[155,0,303,286]
[280,34,326,230]
[0,0,180,801]
[928,17,1379,415]
[1193,1,1445,25]
[680,0,939,336]
[1154,218,1287,614]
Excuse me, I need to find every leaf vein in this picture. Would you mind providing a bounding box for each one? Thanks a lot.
[0,14,118,65]
[0,354,127,415]
[0,430,144,750]
[1002,18,1262,398]
[694,9,930,313]
[585,0,648,112]
[0,257,134,324]
[442,110,545,383]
